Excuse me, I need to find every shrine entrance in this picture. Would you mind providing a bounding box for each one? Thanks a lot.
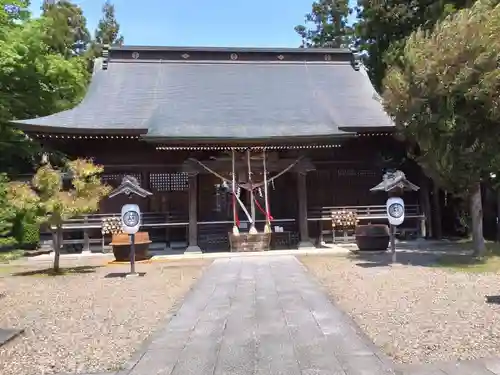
[183,148,315,252]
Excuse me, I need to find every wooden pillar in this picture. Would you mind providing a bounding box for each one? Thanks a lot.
[297,172,313,248]
[185,173,201,253]
[82,215,91,253]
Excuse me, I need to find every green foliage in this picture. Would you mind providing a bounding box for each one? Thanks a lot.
[0,14,89,175]
[295,0,353,47]
[0,237,17,248]
[87,0,124,72]
[12,214,40,247]
[0,249,23,262]
[0,17,89,121]
[355,0,473,92]
[0,0,31,36]
[382,0,500,195]
[8,159,112,227]
[7,159,111,270]
[41,0,91,57]
[0,174,16,239]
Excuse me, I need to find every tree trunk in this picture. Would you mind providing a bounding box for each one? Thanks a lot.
[496,189,500,242]
[432,184,442,239]
[470,182,486,257]
[420,175,432,238]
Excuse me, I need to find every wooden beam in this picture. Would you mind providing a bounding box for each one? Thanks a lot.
[182,157,315,174]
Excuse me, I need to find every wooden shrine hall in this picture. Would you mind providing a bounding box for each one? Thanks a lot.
[11,45,426,252]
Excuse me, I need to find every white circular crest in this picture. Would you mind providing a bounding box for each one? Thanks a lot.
[123,211,140,227]
[388,203,404,218]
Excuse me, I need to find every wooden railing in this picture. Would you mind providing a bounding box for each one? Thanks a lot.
[47,204,426,252]
[307,204,423,221]
[307,204,426,242]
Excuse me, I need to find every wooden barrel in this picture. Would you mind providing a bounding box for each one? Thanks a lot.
[229,233,271,252]
[110,232,152,261]
[354,224,390,251]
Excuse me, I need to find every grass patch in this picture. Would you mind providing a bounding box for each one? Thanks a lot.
[0,249,24,263]
[12,265,101,277]
[435,242,500,272]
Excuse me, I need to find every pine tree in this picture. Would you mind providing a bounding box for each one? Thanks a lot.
[295,0,353,48]
[87,0,124,72]
[41,0,91,57]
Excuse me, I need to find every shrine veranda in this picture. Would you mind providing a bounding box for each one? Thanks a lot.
[11,46,427,252]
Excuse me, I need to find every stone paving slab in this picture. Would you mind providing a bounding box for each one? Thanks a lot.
[121,255,396,375]
[399,358,500,375]
[0,328,24,347]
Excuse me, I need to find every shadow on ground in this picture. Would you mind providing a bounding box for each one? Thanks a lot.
[12,265,101,277]
[344,239,500,271]
[350,250,441,268]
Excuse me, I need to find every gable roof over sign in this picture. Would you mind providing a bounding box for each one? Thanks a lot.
[11,46,394,141]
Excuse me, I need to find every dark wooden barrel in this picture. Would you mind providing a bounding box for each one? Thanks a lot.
[355,224,390,251]
[110,232,151,261]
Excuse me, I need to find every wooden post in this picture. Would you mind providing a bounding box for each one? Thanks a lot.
[247,149,257,234]
[297,172,313,248]
[231,149,238,234]
[497,189,500,242]
[185,173,201,253]
[82,215,91,253]
[390,224,397,263]
[263,149,271,233]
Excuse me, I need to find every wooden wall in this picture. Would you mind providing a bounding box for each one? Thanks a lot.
[37,135,421,221]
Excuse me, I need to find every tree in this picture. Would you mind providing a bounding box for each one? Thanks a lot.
[382,0,500,256]
[0,16,89,174]
[355,0,473,92]
[42,0,91,57]
[0,174,17,243]
[355,0,472,92]
[8,159,111,272]
[295,0,354,48]
[0,0,30,35]
[86,0,124,72]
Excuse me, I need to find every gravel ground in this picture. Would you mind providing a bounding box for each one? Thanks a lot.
[300,254,500,365]
[0,259,210,375]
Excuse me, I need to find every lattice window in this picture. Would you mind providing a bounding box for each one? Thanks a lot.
[337,169,377,177]
[150,172,189,192]
[102,173,142,187]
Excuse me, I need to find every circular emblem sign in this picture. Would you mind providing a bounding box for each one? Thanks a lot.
[388,203,404,219]
[123,211,140,227]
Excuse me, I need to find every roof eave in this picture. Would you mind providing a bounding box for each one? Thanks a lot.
[140,133,355,144]
[10,121,148,136]
[338,126,395,133]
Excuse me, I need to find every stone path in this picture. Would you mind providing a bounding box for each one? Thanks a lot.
[399,358,500,374]
[119,255,396,375]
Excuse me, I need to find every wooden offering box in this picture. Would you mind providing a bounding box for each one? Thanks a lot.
[229,233,271,252]
[110,232,152,261]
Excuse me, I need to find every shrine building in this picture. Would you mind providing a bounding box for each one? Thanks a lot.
[11,46,427,252]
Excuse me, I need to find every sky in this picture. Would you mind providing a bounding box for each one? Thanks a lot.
[29,0,357,47]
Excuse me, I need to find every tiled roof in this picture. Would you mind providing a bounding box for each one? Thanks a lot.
[12,46,393,140]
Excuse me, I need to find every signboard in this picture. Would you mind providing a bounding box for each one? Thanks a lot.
[386,197,405,226]
[121,204,141,234]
